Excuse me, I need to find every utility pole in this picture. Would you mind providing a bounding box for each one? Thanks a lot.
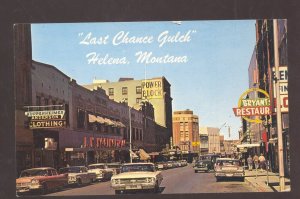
[273,19,285,192]
[129,107,132,163]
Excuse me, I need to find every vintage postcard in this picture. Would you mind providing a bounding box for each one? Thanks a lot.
[14,19,290,196]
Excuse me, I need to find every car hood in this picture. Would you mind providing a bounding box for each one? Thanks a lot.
[67,173,81,177]
[16,176,40,183]
[111,171,159,179]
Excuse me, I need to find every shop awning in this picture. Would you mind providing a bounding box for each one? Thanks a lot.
[130,150,139,159]
[104,118,115,126]
[148,152,160,156]
[236,143,260,148]
[88,114,105,124]
[115,121,126,128]
[139,149,151,160]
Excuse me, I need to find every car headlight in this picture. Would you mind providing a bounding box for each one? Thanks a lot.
[31,179,40,185]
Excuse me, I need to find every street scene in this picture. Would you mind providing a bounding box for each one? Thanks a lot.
[14,19,290,196]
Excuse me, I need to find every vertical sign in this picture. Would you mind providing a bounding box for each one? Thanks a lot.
[272,66,288,113]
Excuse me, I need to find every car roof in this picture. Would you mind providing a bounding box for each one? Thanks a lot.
[60,166,85,169]
[216,158,238,161]
[122,163,154,166]
[88,163,106,166]
[22,167,54,171]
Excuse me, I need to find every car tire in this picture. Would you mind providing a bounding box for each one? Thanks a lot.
[240,177,245,182]
[194,170,197,173]
[41,183,48,195]
[115,190,122,194]
[152,182,159,193]
[76,178,82,186]
[216,177,220,182]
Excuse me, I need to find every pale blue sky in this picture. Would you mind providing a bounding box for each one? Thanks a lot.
[31,20,256,140]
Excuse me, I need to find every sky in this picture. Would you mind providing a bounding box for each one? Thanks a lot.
[31,20,256,140]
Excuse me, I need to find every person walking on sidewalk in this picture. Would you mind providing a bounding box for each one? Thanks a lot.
[247,155,253,171]
[259,153,266,172]
[253,154,259,170]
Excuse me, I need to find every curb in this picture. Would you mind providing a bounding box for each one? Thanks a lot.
[244,177,273,192]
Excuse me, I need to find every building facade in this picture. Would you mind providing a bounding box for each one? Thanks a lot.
[199,129,209,155]
[200,127,220,154]
[245,19,289,175]
[14,24,33,176]
[172,110,200,153]
[83,77,173,148]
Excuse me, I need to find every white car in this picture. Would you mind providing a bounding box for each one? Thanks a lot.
[106,163,121,175]
[88,163,113,181]
[59,166,95,186]
[214,158,245,181]
[111,163,163,194]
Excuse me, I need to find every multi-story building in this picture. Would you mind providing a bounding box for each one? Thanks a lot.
[246,19,289,175]
[14,24,33,176]
[172,110,199,153]
[199,129,209,155]
[223,140,240,155]
[200,127,220,154]
[219,135,225,153]
[83,77,173,148]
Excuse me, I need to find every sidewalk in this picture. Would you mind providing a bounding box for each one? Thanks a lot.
[244,169,291,192]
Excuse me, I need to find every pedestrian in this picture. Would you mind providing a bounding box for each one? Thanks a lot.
[259,153,266,172]
[253,154,259,170]
[247,155,253,171]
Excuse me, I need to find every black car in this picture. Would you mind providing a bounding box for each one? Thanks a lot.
[193,160,213,173]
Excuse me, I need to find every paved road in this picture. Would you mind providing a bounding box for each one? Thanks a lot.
[47,164,255,196]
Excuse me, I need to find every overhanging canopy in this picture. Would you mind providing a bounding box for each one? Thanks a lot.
[130,150,139,159]
[237,143,260,148]
[139,149,151,160]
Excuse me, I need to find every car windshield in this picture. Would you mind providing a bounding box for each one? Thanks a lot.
[59,167,81,173]
[107,164,120,169]
[196,160,210,165]
[20,169,48,177]
[88,165,105,169]
[217,160,240,166]
[121,164,155,173]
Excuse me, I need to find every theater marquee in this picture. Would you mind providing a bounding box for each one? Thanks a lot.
[233,88,271,123]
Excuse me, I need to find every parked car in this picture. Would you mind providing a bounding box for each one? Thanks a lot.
[106,163,122,175]
[59,166,96,186]
[193,160,213,173]
[111,163,163,194]
[88,163,113,181]
[166,161,174,169]
[155,162,168,170]
[214,158,245,181]
[180,160,188,167]
[16,167,68,195]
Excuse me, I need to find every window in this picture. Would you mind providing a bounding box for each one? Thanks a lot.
[108,88,114,96]
[36,96,41,106]
[77,109,85,129]
[122,87,128,95]
[44,98,49,106]
[136,98,142,104]
[136,86,142,94]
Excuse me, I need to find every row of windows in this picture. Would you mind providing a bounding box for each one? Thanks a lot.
[124,128,143,141]
[174,117,198,121]
[108,86,142,96]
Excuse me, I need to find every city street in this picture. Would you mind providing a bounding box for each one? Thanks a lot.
[46,165,255,196]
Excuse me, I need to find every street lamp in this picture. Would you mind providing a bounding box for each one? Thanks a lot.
[128,106,133,163]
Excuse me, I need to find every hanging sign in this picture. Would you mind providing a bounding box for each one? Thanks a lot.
[25,108,66,129]
[232,88,271,123]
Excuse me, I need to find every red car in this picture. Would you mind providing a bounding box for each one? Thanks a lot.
[16,167,68,195]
